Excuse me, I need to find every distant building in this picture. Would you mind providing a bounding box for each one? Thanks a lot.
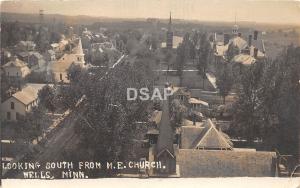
[0,84,46,121]
[161,12,183,49]
[2,57,31,79]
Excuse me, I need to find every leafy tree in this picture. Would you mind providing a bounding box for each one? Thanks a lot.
[197,33,211,89]
[227,43,239,62]
[38,85,56,113]
[170,99,187,128]
[231,63,264,145]
[216,64,234,104]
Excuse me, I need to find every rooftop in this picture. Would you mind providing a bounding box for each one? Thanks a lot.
[177,149,277,177]
[12,84,46,105]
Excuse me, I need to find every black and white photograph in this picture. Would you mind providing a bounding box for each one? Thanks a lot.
[0,0,300,187]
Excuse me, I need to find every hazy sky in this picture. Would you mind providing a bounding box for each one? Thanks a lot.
[1,0,300,25]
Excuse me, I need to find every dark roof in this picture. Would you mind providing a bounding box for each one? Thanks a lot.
[177,149,277,177]
[156,100,174,155]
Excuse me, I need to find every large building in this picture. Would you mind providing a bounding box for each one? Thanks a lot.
[1,84,46,121]
[161,12,183,49]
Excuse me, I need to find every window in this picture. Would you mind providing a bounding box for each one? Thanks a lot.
[7,112,11,120]
[60,73,63,81]
[77,57,80,61]
[10,102,14,110]
[16,112,20,120]
[16,72,19,77]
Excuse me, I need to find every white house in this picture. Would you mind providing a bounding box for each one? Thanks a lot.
[0,84,46,121]
[2,57,31,79]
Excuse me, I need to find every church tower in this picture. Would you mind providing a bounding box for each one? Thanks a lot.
[232,12,239,36]
[166,12,173,49]
[74,38,85,67]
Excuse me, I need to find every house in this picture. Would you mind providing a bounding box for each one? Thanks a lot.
[44,50,56,62]
[2,57,31,79]
[0,84,46,121]
[177,119,277,177]
[28,52,46,71]
[213,30,266,65]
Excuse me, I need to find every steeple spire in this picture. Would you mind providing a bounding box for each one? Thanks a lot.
[168,12,172,31]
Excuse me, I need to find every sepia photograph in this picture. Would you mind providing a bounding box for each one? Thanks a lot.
[0,0,300,187]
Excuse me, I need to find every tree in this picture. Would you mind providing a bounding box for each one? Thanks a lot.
[197,33,211,89]
[38,85,56,113]
[69,53,155,177]
[175,43,185,85]
[16,106,47,142]
[231,63,263,146]
[216,64,234,104]
[227,43,239,62]
[67,63,85,83]
[170,99,187,128]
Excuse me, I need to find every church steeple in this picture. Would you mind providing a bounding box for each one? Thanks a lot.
[168,12,172,31]
[166,11,173,49]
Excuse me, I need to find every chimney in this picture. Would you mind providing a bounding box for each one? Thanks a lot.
[193,114,196,125]
[253,30,258,40]
[248,34,252,47]
[254,48,258,58]
[224,34,230,45]
[238,32,242,37]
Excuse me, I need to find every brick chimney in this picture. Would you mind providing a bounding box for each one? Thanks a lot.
[248,34,252,47]
[254,48,258,58]
[253,30,258,40]
[193,114,196,125]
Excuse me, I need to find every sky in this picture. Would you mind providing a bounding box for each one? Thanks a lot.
[1,0,300,25]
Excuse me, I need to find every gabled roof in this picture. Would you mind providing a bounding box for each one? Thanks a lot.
[180,119,232,150]
[181,125,206,149]
[11,84,45,105]
[157,148,175,159]
[194,119,233,150]
[228,36,248,50]
[3,58,28,68]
